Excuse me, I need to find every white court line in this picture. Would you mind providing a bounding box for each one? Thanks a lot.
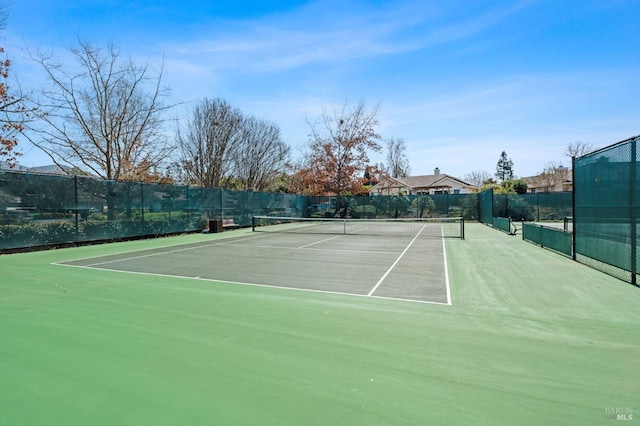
[54,262,450,306]
[55,233,282,267]
[297,235,342,249]
[52,233,271,265]
[349,226,370,234]
[367,225,426,296]
[223,243,398,255]
[441,225,452,305]
[54,227,453,306]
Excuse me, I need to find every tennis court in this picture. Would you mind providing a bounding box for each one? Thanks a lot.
[58,217,459,304]
[2,222,639,425]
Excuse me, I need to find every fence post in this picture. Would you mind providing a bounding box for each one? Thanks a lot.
[220,188,224,220]
[74,175,79,240]
[631,139,637,285]
[571,156,577,261]
[140,181,145,226]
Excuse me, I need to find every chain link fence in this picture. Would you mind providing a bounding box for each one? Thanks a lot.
[0,169,578,251]
[574,135,639,284]
[0,171,307,250]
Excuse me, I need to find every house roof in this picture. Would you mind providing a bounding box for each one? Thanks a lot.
[370,172,477,192]
[521,167,572,190]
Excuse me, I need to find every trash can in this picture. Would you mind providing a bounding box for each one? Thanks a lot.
[208,219,223,233]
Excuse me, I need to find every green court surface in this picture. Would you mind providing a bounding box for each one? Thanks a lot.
[1,223,638,425]
[58,229,451,304]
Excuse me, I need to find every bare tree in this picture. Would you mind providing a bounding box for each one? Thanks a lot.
[28,39,173,180]
[176,97,242,188]
[234,116,290,191]
[566,141,597,159]
[463,170,491,186]
[531,161,569,192]
[384,137,411,178]
[296,100,382,196]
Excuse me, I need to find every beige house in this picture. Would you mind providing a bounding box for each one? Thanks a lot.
[369,168,478,196]
[522,166,572,193]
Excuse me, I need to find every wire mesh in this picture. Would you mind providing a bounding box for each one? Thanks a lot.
[522,223,573,257]
[574,135,639,284]
[252,215,465,239]
[0,171,308,250]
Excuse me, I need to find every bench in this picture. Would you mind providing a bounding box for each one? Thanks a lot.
[204,219,239,233]
[222,219,238,230]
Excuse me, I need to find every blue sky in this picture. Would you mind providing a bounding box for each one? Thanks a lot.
[4,0,639,178]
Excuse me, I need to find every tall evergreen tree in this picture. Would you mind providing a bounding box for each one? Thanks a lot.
[495,151,514,182]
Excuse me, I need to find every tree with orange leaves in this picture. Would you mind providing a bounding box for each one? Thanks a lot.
[0,4,32,169]
[291,100,382,197]
[0,49,22,167]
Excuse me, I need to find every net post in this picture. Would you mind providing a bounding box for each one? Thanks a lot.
[252,216,256,232]
[461,217,465,239]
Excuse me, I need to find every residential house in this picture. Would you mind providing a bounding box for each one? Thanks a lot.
[369,168,478,196]
[522,166,573,193]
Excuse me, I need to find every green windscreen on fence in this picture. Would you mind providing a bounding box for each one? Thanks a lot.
[1,170,481,251]
[522,223,573,257]
[0,168,584,254]
[573,135,639,284]
[478,189,493,225]
[478,188,572,237]
[307,194,478,220]
[492,192,572,222]
[492,216,515,234]
[0,171,308,250]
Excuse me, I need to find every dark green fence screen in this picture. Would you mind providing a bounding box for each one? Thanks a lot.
[492,216,515,235]
[2,168,579,252]
[478,188,572,238]
[522,223,573,257]
[307,194,478,220]
[0,171,308,250]
[574,135,639,284]
[492,192,572,222]
[478,189,493,225]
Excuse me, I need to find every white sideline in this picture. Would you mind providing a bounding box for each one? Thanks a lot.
[367,225,426,297]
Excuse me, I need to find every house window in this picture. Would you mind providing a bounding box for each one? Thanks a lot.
[453,189,460,194]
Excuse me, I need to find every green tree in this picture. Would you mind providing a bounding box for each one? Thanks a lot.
[495,151,514,182]
[481,178,527,195]
[389,193,412,218]
[504,178,528,194]
[415,196,436,218]
[369,195,390,218]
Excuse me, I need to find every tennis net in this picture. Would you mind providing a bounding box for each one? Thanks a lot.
[252,216,465,239]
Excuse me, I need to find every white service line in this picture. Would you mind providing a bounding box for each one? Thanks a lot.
[55,262,450,306]
[297,235,342,249]
[367,225,426,296]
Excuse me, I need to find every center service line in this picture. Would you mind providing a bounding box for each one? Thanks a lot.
[367,225,425,296]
